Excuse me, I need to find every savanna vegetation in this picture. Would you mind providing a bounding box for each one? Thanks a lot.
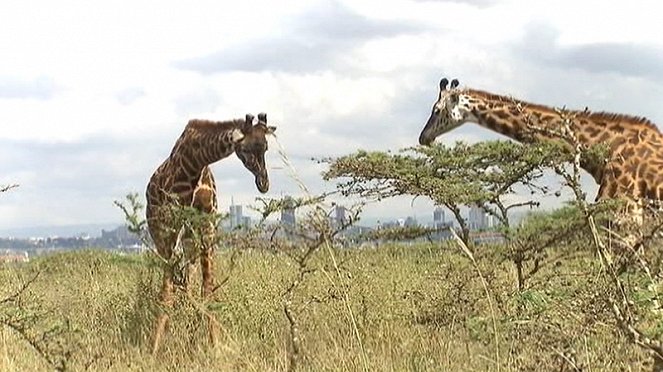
[2,114,663,371]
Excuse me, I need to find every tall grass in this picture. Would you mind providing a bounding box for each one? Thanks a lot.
[0,243,653,371]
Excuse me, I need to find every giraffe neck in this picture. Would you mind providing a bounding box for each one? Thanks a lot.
[459,89,658,182]
[463,89,586,143]
[168,119,242,184]
[464,88,658,145]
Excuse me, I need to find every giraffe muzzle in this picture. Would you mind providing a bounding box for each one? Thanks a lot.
[419,114,439,146]
[256,176,269,193]
[419,132,433,146]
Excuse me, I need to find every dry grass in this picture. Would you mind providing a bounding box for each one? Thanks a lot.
[0,242,654,371]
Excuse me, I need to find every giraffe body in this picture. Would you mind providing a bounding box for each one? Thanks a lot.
[146,114,275,354]
[418,78,663,205]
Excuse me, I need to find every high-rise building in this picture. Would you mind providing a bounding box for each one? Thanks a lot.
[433,207,445,229]
[468,204,488,230]
[281,196,296,226]
[229,202,243,229]
[485,214,496,229]
[334,205,347,226]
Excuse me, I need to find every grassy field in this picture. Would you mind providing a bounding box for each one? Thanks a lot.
[0,242,653,371]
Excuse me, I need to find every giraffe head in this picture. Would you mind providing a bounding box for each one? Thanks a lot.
[418,77,473,146]
[234,113,276,194]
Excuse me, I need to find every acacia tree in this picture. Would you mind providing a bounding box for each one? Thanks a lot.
[323,140,572,247]
[323,141,633,293]
[506,205,591,289]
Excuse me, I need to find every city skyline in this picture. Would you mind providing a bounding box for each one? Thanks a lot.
[0,199,517,239]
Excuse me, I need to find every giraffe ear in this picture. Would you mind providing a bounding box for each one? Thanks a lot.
[230,128,245,143]
[440,78,449,90]
[243,114,254,132]
[266,126,276,135]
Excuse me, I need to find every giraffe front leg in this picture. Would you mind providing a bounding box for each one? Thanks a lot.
[177,235,198,295]
[201,246,219,346]
[601,194,645,254]
[152,267,175,355]
[621,198,645,249]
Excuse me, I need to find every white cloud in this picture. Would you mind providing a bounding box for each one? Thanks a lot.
[0,76,59,100]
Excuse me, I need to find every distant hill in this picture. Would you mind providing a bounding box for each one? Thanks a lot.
[0,223,123,239]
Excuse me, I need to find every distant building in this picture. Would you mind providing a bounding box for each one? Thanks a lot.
[404,216,418,227]
[468,205,498,230]
[241,216,252,228]
[433,207,445,229]
[281,196,296,226]
[0,250,29,263]
[334,205,347,227]
[229,202,243,229]
[99,225,144,250]
[378,220,399,229]
[485,214,497,229]
[101,225,135,241]
[468,205,482,230]
[471,231,505,245]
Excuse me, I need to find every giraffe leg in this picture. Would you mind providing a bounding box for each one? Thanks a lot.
[596,177,643,248]
[184,262,196,294]
[181,236,197,295]
[609,197,644,252]
[152,268,175,355]
[201,246,219,346]
[625,198,644,248]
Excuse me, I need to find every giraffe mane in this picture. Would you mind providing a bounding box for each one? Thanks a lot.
[465,89,661,133]
[580,111,660,133]
[185,119,244,132]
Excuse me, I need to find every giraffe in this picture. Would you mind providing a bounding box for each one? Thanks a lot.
[418,77,663,228]
[146,113,276,354]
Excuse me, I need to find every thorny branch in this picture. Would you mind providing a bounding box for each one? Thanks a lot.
[254,194,364,372]
[0,269,81,371]
[0,184,19,193]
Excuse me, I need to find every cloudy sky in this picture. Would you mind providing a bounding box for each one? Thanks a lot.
[1,0,663,234]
